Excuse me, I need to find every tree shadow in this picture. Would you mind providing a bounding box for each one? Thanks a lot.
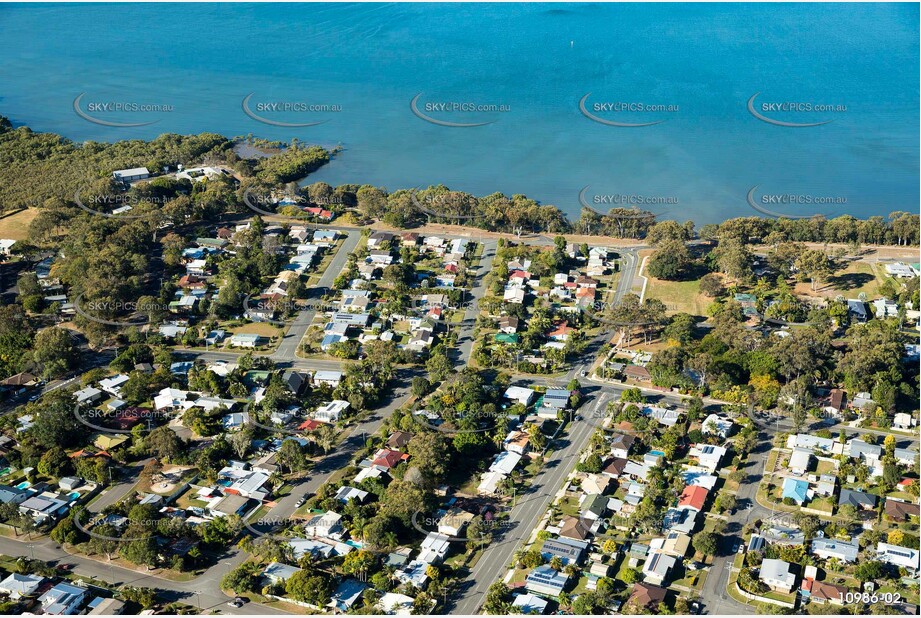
[825,272,873,292]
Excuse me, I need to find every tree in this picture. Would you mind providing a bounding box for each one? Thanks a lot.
[855,561,885,582]
[285,571,334,606]
[411,376,431,398]
[38,447,72,478]
[146,426,181,461]
[120,537,158,570]
[228,429,251,460]
[407,433,450,484]
[32,327,79,378]
[483,581,512,615]
[425,353,453,383]
[647,239,692,280]
[715,492,736,515]
[277,439,307,473]
[87,523,121,560]
[699,273,724,297]
[693,532,718,557]
[30,392,88,449]
[795,249,831,291]
[342,549,377,577]
[620,567,640,584]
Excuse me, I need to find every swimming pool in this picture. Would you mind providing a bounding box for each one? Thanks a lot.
[16,481,30,490]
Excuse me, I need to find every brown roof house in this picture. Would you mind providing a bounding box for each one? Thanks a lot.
[386,431,412,450]
[885,498,920,522]
[626,583,667,612]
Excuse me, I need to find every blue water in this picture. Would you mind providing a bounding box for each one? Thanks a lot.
[0,3,917,224]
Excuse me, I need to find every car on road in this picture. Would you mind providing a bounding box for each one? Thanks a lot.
[690,601,702,614]
[230,597,246,608]
[580,370,587,377]
[736,542,744,554]
[295,497,306,507]
[28,394,40,402]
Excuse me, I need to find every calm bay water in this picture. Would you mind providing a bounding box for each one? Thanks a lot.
[0,2,917,223]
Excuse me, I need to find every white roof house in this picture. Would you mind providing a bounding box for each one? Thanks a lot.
[0,573,45,599]
[314,400,350,423]
[885,262,919,278]
[504,386,536,406]
[477,470,506,495]
[112,167,149,182]
[313,370,343,387]
[418,532,451,564]
[786,433,836,453]
[641,550,677,585]
[264,562,302,584]
[334,486,369,504]
[760,559,796,592]
[489,451,522,476]
[702,414,733,438]
[38,582,88,615]
[304,511,344,539]
[98,374,130,396]
[788,447,813,476]
[876,542,921,571]
[689,444,726,472]
[378,592,414,615]
[512,593,548,615]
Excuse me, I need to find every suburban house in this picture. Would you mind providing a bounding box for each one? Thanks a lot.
[811,538,859,563]
[759,558,796,593]
[838,488,877,511]
[876,543,921,573]
[885,498,921,522]
[626,583,667,612]
[609,433,635,459]
[525,565,569,596]
[801,578,848,605]
[38,582,88,615]
[540,536,589,566]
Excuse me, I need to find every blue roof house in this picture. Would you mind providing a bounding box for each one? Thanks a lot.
[782,478,809,505]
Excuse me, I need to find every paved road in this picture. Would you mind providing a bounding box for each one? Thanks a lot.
[453,238,497,367]
[451,391,611,614]
[614,248,639,304]
[271,229,362,363]
[0,536,287,615]
[255,369,417,524]
[698,428,772,616]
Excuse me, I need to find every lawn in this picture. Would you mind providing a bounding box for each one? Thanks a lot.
[806,496,835,514]
[226,322,283,338]
[644,277,709,317]
[0,208,39,240]
[811,260,883,299]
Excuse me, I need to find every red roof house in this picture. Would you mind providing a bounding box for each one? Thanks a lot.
[678,485,709,511]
